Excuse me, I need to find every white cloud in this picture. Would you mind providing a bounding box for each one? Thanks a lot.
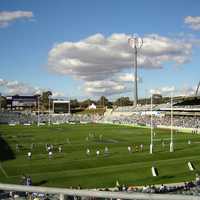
[0,78,64,98]
[84,80,128,96]
[48,33,192,96]
[149,85,196,97]
[0,11,33,27]
[178,86,196,96]
[2,80,39,95]
[52,91,65,98]
[0,78,7,86]
[48,33,192,82]
[118,73,142,82]
[150,86,175,95]
[184,16,200,31]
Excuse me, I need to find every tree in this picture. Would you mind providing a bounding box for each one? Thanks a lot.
[0,95,7,110]
[152,94,162,104]
[70,99,80,109]
[114,97,132,106]
[41,91,52,110]
[80,99,95,109]
[97,96,109,108]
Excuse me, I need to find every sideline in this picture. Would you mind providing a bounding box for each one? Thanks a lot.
[0,162,8,178]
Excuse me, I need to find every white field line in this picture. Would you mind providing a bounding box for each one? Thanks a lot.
[153,138,171,141]
[0,163,8,178]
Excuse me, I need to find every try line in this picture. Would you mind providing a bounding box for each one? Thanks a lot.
[0,162,8,178]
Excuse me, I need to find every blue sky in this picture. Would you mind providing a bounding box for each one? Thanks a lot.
[0,0,200,100]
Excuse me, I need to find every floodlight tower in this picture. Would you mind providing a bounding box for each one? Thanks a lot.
[37,95,40,127]
[170,92,174,152]
[48,94,52,126]
[150,94,153,154]
[0,93,1,111]
[195,81,200,97]
[128,35,143,107]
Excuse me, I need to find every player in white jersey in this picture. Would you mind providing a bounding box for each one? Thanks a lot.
[86,148,90,156]
[27,152,32,159]
[104,146,109,154]
[96,150,100,156]
[48,151,53,159]
[128,146,132,153]
[58,145,62,153]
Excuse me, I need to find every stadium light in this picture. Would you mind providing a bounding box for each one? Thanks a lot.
[68,99,70,114]
[0,93,1,111]
[170,92,174,152]
[37,95,40,127]
[128,35,143,107]
[48,94,51,126]
[150,94,153,154]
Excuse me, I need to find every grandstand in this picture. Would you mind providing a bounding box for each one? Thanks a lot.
[1,97,200,130]
[6,95,37,111]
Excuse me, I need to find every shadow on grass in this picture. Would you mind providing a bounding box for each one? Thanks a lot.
[159,175,175,179]
[34,180,48,186]
[0,136,15,161]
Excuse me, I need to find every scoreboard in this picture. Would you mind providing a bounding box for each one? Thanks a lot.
[53,100,70,114]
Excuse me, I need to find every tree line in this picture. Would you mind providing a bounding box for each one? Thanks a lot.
[0,91,172,111]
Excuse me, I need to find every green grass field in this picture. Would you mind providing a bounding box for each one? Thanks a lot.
[0,123,199,189]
